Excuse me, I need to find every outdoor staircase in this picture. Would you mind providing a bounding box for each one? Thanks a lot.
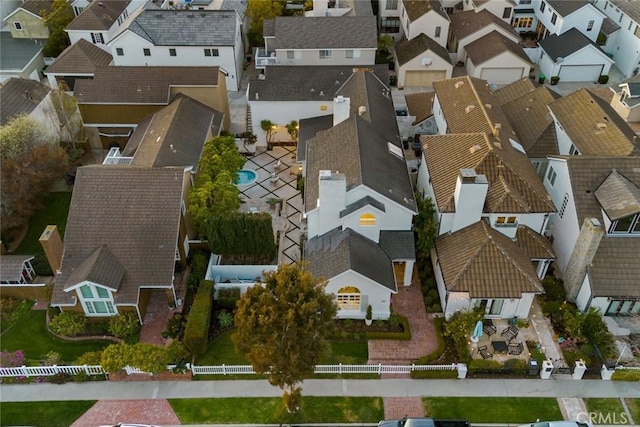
[246,104,252,134]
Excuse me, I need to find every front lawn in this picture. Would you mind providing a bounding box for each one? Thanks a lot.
[0,308,110,364]
[625,399,640,425]
[170,396,383,424]
[584,398,630,425]
[423,397,562,424]
[197,329,249,365]
[0,401,96,427]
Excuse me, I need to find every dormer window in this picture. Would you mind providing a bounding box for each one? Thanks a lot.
[495,216,517,227]
[359,213,376,226]
[609,213,640,234]
[79,283,116,315]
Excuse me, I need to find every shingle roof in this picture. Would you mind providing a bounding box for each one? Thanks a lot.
[64,245,125,291]
[305,227,397,292]
[402,0,448,21]
[248,65,388,101]
[124,95,217,169]
[305,71,417,215]
[548,0,591,17]
[45,39,113,75]
[395,33,452,66]
[297,115,333,161]
[500,85,561,158]
[19,0,52,18]
[0,78,50,126]
[0,32,44,71]
[379,230,416,260]
[611,0,640,23]
[52,166,184,306]
[594,169,640,220]
[271,16,377,49]
[538,28,605,61]
[405,92,434,126]
[74,66,220,103]
[548,88,639,156]
[600,16,621,35]
[449,9,519,41]
[340,195,386,218]
[555,156,640,297]
[65,0,130,31]
[465,31,531,66]
[514,225,555,260]
[421,132,556,213]
[119,9,237,46]
[435,221,543,298]
[0,255,35,282]
[262,18,275,36]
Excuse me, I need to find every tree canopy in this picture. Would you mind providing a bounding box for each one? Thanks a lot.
[413,196,438,261]
[41,0,74,57]
[233,263,337,412]
[0,115,49,160]
[246,0,283,46]
[205,212,276,263]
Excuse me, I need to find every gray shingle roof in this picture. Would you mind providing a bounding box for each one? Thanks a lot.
[74,66,220,103]
[297,115,333,161]
[0,32,44,71]
[0,78,50,126]
[18,0,52,18]
[66,0,130,31]
[379,230,416,260]
[52,165,185,306]
[339,196,386,218]
[119,9,237,46]
[45,39,113,74]
[402,0,448,21]
[538,28,604,61]
[0,255,35,282]
[395,33,452,66]
[548,0,591,17]
[64,245,125,291]
[305,227,397,292]
[450,9,519,41]
[600,16,621,35]
[271,16,377,49]
[465,31,531,66]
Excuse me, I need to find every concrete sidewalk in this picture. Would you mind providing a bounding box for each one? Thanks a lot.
[2,379,640,402]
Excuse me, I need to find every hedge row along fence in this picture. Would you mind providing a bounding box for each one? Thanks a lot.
[184,280,214,355]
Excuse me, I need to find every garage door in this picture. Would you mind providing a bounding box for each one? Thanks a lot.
[404,70,446,87]
[480,67,525,84]
[558,64,603,82]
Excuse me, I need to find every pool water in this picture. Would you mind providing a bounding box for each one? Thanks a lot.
[236,169,258,185]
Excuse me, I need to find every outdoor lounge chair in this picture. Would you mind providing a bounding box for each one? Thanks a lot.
[501,325,519,342]
[508,341,524,355]
[483,322,497,337]
[478,345,493,359]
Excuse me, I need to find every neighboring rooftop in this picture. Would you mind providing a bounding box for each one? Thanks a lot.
[465,31,531,65]
[547,0,592,17]
[402,0,448,21]
[449,9,519,41]
[268,16,377,50]
[10,0,52,18]
[0,32,44,71]
[45,39,113,75]
[610,0,640,22]
[65,0,130,31]
[538,28,605,61]
[493,77,539,106]
[0,78,51,126]
[0,255,35,283]
[297,115,333,162]
[395,33,452,66]
[405,92,435,126]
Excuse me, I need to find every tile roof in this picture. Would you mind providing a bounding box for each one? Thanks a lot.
[124,94,217,169]
[421,132,556,213]
[64,245,125,291]
[305,71,417,214]
[449,9,519,41]
[465,31,531,66]
[45,39,113,75]
[402,0,448,21]
[538,28,604,61]
[248,65,388,101]
[0,78,51,126]
[395,33,452,66]
[500,85,561,158]
[306,227,397,292]
[66,0,130,31]
[19,0,53,17]
[271,16,377,49]
[74,66,220,103]
[555,156,640,297]
[405,91,434,126]
[0,255,35,282]
[493,77,539,106]
[52,165,185,306]
[611,0,640,23]
[514,225,555,260]
[0,32,44,71]
[119,9,237,46]
[548,88,639,156]
[435,221,544,298]
[594,169,640,220]
[547,0,591,17]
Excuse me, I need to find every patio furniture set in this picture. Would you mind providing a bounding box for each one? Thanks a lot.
[477,320,524,359]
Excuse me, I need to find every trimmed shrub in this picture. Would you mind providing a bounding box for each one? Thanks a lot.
[75,351,103,366]
[366,314,411,340]
[187,250,209,291]
[183,280,214,355]
[469,358,502,373]
[109,312,141,340]
[217,287,241,312]
[49,312,86,337]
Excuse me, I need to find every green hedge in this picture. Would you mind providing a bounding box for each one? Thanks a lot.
[365,314,411,340]
[184,280,214,355]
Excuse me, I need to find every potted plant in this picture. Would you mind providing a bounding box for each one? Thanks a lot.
[365,305,373,326]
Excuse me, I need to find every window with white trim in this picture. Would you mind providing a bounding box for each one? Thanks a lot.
[546,166,557,186]
[540,1,545,12]
[513,17,533,28]
[169,48,177,56]
[78,284,117,316]
[73,6,84,16]
[336,286,361,310]
[319,50,332,59]
[14,22,23,30]
[381,17,400,33]
[551,12,557,25]
[503,7,512,19]
[90,32,104,44]
[204,48,219,57]
[143,48,151,56]
[346,50,354,59]
[559,193,569,219]
[435,26,441,38]
[287,50,294,59]
[588,20,595,31]
[495,216,517,227]
[569,144,580,155]
[386,0,398,10]
[608,213,640,234]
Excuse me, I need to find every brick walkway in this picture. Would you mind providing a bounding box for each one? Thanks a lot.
[70,399,180,426]
[384,397,425,419]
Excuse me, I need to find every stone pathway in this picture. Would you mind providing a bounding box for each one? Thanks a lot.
[384,397,425,419]
[70,399,180,427]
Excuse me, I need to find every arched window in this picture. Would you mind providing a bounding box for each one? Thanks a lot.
[336,286,361,310]
[359,213,376,226]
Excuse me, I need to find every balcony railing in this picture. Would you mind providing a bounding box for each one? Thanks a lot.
[255,48,277,69]
[103,147,133,165]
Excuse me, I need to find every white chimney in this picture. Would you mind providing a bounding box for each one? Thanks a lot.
[450,168,488,233]
[317,171,347,236]
[333,96,350,126]
[358,105,367,116]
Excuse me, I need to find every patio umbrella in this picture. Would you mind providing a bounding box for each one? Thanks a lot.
[470,320,483,343]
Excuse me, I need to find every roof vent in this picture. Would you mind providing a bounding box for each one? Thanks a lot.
[485,103,492,109]
[465,105,475,113]
[335,95,345,103]
[454,81,464,89]
[596,122,607,130]
[258,74,265,80]
[319,91,324,96]
[358,105,367,115]
[469,144,482,154]
[255,93,259,100]
[387,142,404,159]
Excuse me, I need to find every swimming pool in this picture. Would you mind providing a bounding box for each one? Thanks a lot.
[236,169,258,186]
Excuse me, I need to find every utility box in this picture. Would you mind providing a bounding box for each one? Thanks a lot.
[528,359,539,375]
[540,359,553,379]
[601,364,614,380]
[457,363,467,379]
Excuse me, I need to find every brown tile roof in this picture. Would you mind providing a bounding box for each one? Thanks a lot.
[65,0,130,31]
[515,225,555,260]
[449,9,519,41]
[548,89,639,156]
[51,165,185,306]
[74,66,220,104]
[594,169,640,221]
[20,0,53,17]
[421,132,555,213]
[405,91,434,125]
[0,255,35,282]
[435,221,543,298]
[395,33,452,66]
[465,31,531,66]
[493,77,539,105]
[556,156,640,297]
[45,39,113,75]
[402,0,448,22]
[501,86,561,158]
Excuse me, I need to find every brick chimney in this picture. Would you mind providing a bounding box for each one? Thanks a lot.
[39,225,63,274]
[563,218,604,302]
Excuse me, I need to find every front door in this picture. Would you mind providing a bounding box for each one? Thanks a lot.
[393,261,405,287]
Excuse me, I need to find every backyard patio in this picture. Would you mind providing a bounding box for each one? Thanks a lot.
[470,318,540,363]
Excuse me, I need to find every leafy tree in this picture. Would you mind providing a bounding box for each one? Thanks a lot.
[189,171,240,229]
[239,131,257,152]
[205,212,276,263]
[233,263,337,413]
[41,0,74,57]
[0,115,48,160]
[196,135,246,185]
[108,312,141,341]
[378,35,394,53]
[443,307,483,363]
[285,120,298,142]
[413,197,438,262]
[260,119,276,149]
[246,0,283,47]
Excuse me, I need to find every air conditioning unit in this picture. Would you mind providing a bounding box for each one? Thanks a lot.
[421,57,432,66]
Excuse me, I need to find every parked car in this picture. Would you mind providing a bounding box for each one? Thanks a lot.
[378,417,470,427]
[518,422,591,427]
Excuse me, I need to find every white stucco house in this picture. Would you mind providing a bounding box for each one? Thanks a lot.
[394,33,452,88]
[464,31,533,84]
[107,9,244,90]
[537,28,614,82]
[399,0,449,46]
[610,82,640,123]
[533,0,604,41]
[592,0,640,78]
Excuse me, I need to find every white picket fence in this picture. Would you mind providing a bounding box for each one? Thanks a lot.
[0,365,106,378]
[191,363,459,376]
